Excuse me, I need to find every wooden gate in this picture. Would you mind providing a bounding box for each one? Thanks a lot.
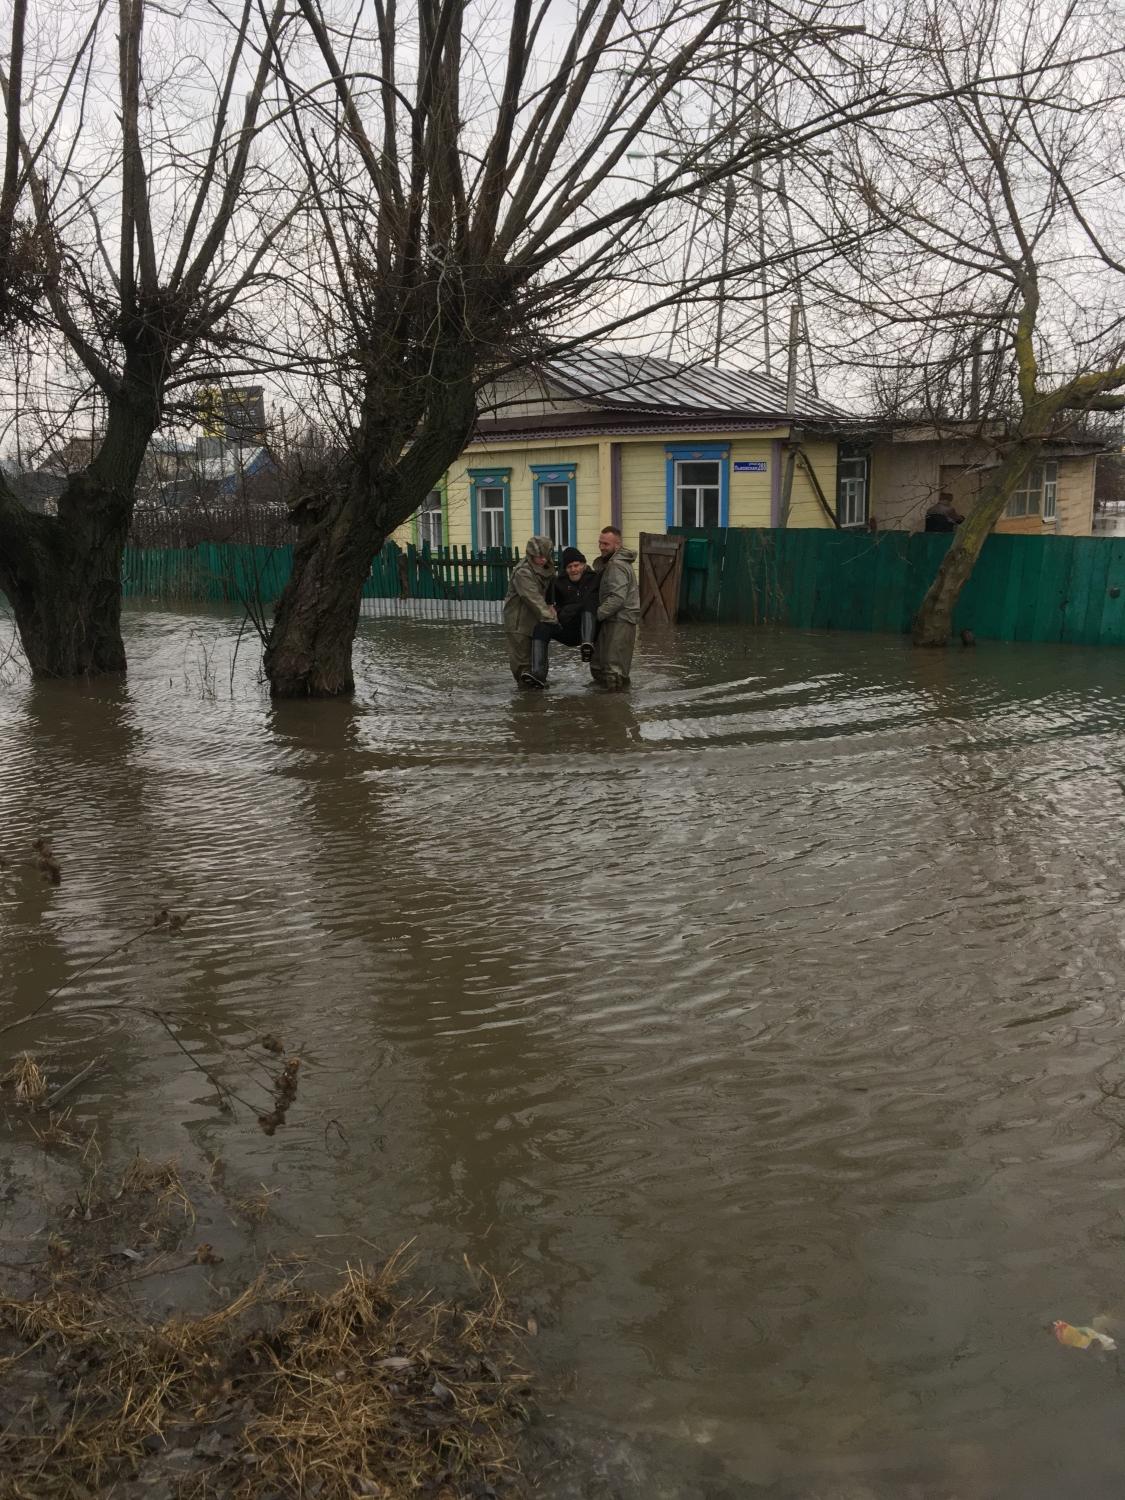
[639,533,685,625]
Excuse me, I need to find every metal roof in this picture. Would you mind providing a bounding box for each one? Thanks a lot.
[470,417,785,445]
[540,350,851,424]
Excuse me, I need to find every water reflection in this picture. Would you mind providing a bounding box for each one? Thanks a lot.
[4,610,1125,1495]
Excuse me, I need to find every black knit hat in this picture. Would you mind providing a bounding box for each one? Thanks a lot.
[560,547,587,567]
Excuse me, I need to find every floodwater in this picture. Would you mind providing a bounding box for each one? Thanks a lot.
[5,607,1125,1497]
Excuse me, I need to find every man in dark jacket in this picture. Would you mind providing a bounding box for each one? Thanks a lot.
[526,547,599,685]
[924,492,964,532]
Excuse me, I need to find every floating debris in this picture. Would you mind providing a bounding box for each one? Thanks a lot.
[258,1056,300,1136]
[32,837,62,886]
[1052,1320,1116,1351]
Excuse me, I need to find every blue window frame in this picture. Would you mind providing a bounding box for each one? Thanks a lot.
[530,464,577,550]
[468,468,512,552]
[665,444,730,529]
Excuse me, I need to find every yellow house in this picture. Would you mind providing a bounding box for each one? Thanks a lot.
[394,353,854,557]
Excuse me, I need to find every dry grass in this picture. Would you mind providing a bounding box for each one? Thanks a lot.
[3,1052,49,1105]
[29,1109,84,1150]
[0,1248,531,1500]
[233,1184,279,1224]
[117,1153,196,1227]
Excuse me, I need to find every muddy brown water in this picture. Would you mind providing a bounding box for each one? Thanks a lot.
[4,605,1125,1497]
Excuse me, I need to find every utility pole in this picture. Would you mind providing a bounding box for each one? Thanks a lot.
[750,0,771,375]
[714,0,745,367]
[785,302,800,411]
[968,333,983,420]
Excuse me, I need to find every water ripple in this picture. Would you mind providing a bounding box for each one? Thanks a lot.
[5,610,1125,1494]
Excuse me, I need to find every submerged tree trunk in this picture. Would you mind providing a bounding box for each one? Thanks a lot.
[0,394,156,677]
[1,499,129,675]
[264,480,388,698]
[912,445,1039,647]
[265,366,477,699]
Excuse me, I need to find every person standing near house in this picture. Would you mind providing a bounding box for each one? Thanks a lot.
[924,492,964,532]
[591,526,640,688]
[503,536,557,686]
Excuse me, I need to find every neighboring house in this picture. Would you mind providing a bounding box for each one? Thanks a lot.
[394,352,855,555]
[136,438,278,508]
[862,421,1105,536]
[214,445,279,502]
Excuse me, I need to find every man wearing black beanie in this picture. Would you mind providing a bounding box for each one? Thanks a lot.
[524,546,599,685]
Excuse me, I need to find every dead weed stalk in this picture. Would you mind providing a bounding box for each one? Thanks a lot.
[3,1052,48,1105]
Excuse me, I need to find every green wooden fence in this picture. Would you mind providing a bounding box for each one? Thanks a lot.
[674,527,1125,646]
[120,541,517,606]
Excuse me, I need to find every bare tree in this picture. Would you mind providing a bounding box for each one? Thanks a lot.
[261,0,968,696]
[0,0,61,341]
[0,0,295,676]
[816,0,1125,644]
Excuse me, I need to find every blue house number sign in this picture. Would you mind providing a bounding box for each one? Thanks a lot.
[733,460,768,473]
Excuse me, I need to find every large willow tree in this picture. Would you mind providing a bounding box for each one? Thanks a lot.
[0,0,293,676]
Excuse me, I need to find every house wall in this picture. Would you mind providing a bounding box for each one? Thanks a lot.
[392,428,840,553]
[1056,456,1096,535]
[454,440,603,546]
[787,440,839,532]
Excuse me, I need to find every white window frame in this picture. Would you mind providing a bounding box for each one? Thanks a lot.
[837,454,869,529]
[418,490,443,549]
[476,486,505,550]
[1042,461,1058,523]
[675,459,721,528]
[541,483,570,548]
[1006,462,1058,520]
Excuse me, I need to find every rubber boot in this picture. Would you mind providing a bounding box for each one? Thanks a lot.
[521,635,549,688]
[579,610,596,663]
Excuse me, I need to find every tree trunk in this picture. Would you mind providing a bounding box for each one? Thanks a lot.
[0,394,155,677]
[264,360,477,699]
[1,502,129,675]
[912,446,1039,646]
[263,483,385,697]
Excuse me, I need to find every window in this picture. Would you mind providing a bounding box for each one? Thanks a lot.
[1043,461,1058,522]
[675,461,721,527]
[531,465,576,549]
[541,484,570,547]
[1006,461,1059,520]
[469,468,511,551]
[418,490,443,549]
[836,451,869,528]
[476,487,505,548]
[665,445,729,528]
